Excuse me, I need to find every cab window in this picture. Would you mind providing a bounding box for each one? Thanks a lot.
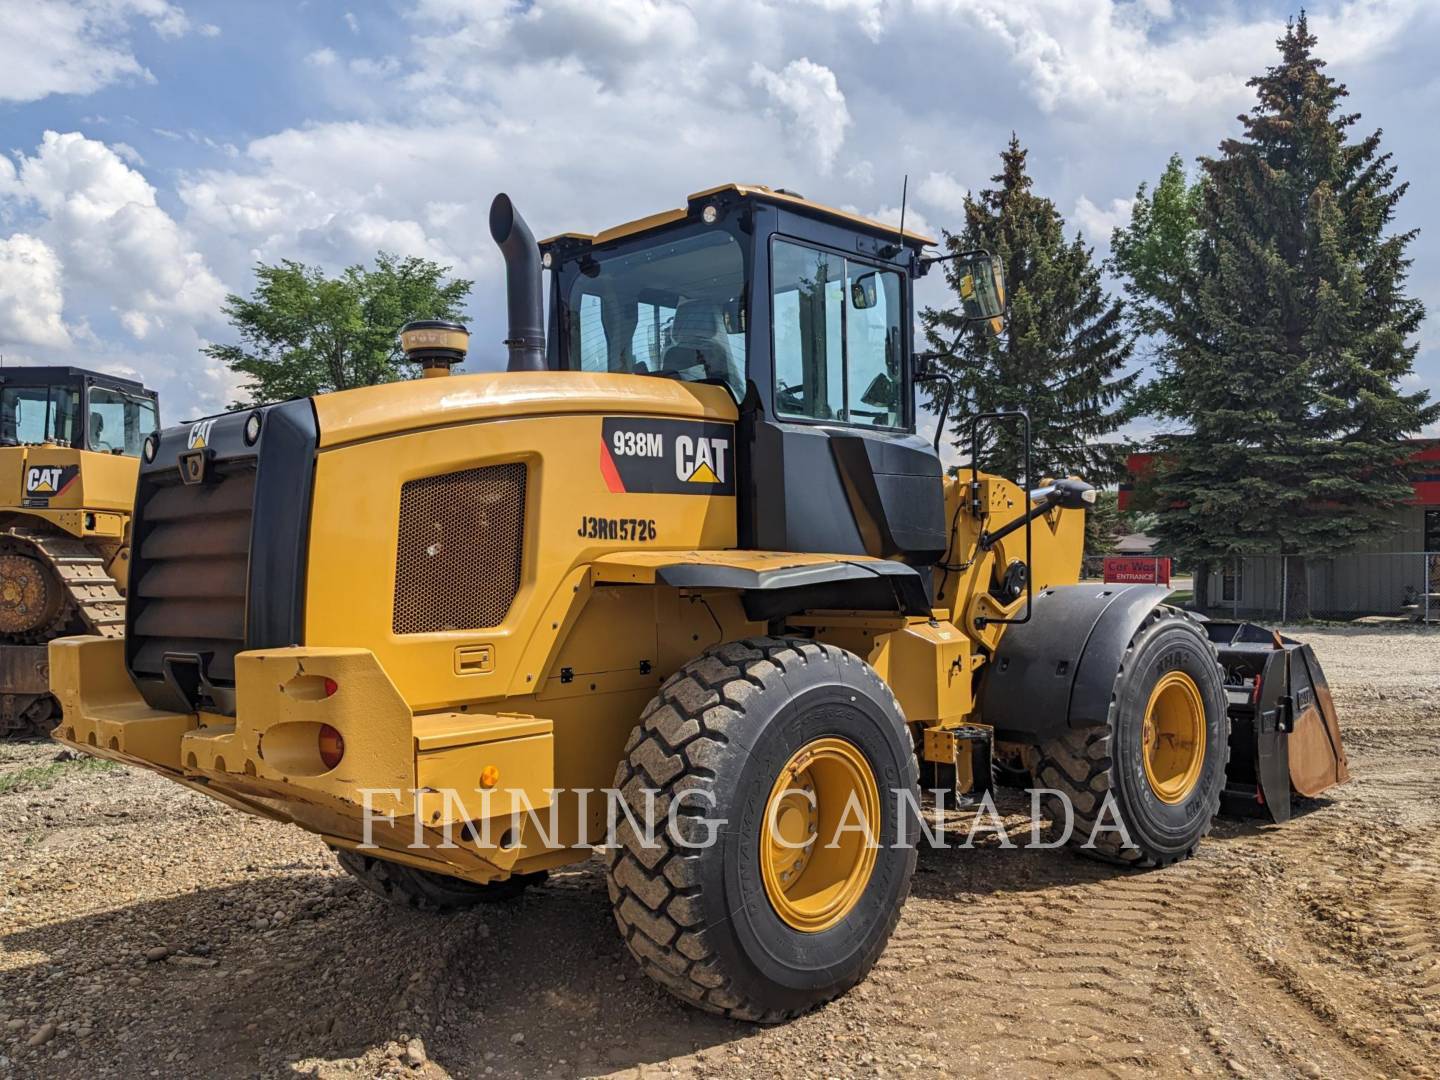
[564,230,747,402]
[0,386,81,446]
[771,238,905,428]
[87,388,159,455]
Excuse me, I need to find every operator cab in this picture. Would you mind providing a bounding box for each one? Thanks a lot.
[539,184,1003,568]
[0,366,160,456]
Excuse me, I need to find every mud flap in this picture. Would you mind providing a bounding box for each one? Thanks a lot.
[1204,621,1350,823]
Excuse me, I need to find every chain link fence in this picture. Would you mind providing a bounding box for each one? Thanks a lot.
[1200,551,1440,623]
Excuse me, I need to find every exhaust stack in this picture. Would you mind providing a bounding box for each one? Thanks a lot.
[488,193,546,372]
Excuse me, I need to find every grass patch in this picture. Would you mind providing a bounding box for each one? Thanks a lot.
[0,755,121,795]
[1168,589,1195,606]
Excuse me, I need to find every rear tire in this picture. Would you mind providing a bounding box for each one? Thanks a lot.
[606,637,919,1023]
[1031,606,1229,867]
[332,848,546,911]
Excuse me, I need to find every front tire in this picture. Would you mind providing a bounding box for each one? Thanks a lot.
[606,638,919,1022]
[1031,606,1229,867]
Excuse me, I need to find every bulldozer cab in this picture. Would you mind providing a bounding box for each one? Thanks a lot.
[542,185,987,565]
[0,367,160,456]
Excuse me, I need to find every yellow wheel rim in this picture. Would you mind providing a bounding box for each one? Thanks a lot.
[1142,670,1207,804]
[759,737,880,933]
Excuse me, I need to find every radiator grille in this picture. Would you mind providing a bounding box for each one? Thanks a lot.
[393,462,526,634]
[128,462,255,687]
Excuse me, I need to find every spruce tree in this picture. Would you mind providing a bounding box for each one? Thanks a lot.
[1135,16,1435,619]
[921,136,1136,485]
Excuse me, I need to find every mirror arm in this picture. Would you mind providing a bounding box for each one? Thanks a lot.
[919,247,995,269]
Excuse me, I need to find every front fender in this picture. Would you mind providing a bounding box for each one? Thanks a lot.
[979,584,1172,742]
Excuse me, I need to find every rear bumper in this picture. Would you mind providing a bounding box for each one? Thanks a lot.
[49,636,555,882]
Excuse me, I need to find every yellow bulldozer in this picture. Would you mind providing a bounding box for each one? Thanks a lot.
[0,366,159,735]
[49,185,1348,1021]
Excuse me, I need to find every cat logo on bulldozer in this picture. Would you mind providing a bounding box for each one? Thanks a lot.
[187,419,216,450]
[674,434,727,484]
[23,464,79,499]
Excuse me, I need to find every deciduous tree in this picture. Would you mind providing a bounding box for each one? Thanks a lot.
[205,253,472,408]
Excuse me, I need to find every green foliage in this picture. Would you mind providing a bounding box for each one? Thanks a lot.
[1109,153,1204,418]
[1113,18,1435,614]
[0,755,119,795]
[1083,489,1126,556]
[921,136,1137,485]
[205,252,473,408]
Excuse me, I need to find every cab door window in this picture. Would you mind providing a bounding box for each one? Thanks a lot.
[771,241,844,421]
[87,388,159,456]
[771,238,905,428]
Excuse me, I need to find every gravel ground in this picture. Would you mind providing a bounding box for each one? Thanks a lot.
[1,625,1437,1078]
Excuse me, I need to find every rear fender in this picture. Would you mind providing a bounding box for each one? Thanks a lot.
[979,584,1172,742]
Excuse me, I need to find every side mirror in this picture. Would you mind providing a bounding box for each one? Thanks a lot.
[953,252,1006,329]
[851,271,879,310]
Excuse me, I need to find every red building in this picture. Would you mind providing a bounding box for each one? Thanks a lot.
[1119,439,1440,617]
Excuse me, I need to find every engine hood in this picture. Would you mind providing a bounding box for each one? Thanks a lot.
[311,370,738,449]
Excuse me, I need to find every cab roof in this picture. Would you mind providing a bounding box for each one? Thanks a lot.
[540,183,937,251]
[0,365,153,395]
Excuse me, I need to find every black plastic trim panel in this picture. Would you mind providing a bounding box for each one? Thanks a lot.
[654,558,930,621]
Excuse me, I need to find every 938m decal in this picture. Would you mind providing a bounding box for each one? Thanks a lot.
[600,417,736,496]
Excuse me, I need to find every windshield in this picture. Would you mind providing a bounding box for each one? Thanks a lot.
[87,387,159,455]
[0,385,81,446]
[560,228,747,401]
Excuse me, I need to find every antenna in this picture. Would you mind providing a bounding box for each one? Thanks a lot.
[896,173,909,254]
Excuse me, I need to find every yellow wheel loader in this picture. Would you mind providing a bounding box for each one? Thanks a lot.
[0,367,158,735]
[50,185,1348,1021]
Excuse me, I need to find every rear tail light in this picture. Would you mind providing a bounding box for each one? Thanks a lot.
[318,724,345,770]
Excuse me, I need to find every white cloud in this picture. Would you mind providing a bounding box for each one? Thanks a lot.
[751,59,853,175]
[797,0,888,42]
[415,0,701,87]
[0,235,71,347]
[918,171,969,216]
[1073,194,1135,244]
[8,132,226,331]
[862,203,935,244]
[917,0,1423,125]
[0,0,210,103]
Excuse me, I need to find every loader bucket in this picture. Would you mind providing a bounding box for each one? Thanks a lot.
[1203,621,1350,823]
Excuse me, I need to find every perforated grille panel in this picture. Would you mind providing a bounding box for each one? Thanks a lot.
[393,462,526,634]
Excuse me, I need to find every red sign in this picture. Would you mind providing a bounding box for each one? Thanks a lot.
[1103,556,1171,585]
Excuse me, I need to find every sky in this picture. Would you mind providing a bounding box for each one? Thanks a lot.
[0,0,1436,443]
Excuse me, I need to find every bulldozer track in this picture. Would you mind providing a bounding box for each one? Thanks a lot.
[5,527,126,640]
